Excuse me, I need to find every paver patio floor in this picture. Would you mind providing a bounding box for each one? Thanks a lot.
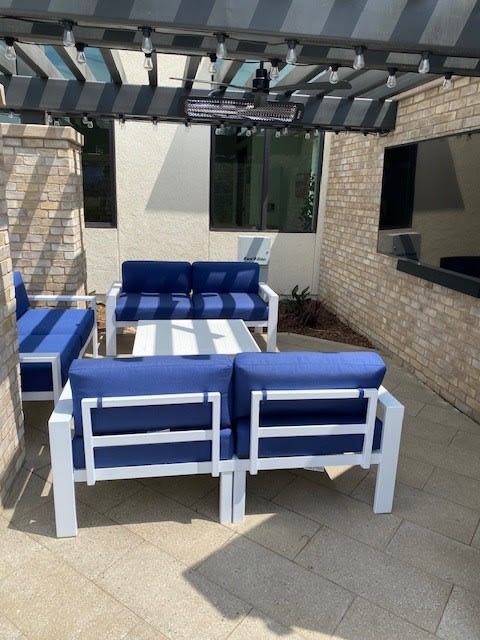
[1,332,479,639]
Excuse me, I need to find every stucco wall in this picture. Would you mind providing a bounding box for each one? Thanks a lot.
[84,52,323,296]
[319,76,480,420]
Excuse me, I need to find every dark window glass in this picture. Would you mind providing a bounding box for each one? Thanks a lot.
[69,118,117,227]
[211,127,322,232]
[379,144,417,229]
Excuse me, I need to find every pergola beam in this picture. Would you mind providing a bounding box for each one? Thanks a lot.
[53,46,96,82]
[0,75,397,132]
[100,49,126,84]
[15,43,63,79]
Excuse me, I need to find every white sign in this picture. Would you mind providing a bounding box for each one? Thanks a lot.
[238,236,271,265]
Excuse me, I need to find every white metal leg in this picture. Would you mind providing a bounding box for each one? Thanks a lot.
[48,417,78,537]
[374,398,404,513]
[219,471,233,523]
[232,469,247,523]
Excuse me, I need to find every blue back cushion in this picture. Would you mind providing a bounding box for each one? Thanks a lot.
[122,261,191,294]
[233,351,387,422]
[13,271,30,320]
[192,262,259,294]
[69,355,233,437]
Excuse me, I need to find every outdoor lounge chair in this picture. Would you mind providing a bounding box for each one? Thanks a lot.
[14,271,97,403]
[48,354,235,537]
[231,351,404,523]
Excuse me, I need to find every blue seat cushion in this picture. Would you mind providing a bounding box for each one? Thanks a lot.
[17,308,95,345]
[19,332,83,391]
[192,292,268,321]
[72,429,234,469]
[122,260,191,294]
[69,355,233,438]
[13,271,30,320]
[233,351,387,458]
[192,262,259,294]
[115,292,193,321]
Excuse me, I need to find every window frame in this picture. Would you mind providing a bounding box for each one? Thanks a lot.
[209,126,323,233]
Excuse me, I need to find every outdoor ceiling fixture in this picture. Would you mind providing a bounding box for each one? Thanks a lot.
[215,33,227,59]
[386,68,397,88]
[418,51,430,74]
[75,43,86,64]
[269,58,280,80]
[140,27,153,54]
[353,46,365,70]
[443,72,453,90]
[184,96,304,125]
[144,52,153,70]
[4,37,16,60]
[62,20,75,47]
[208,53,217,75]
[329,64,339,84]
[285,39,297,65]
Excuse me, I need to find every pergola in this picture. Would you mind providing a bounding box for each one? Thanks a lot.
[1,0,480,133]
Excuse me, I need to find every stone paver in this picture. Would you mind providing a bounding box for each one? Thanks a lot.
[1,333,479,639]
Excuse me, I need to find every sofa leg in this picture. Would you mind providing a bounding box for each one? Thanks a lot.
[232,470,247,523]
[219,471,233,524]
[48,420,78,537]
[373,404,404,513]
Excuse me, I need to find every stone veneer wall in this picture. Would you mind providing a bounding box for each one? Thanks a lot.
[0,128,25,505]
[1,124,86,294]
[319,76,480,421]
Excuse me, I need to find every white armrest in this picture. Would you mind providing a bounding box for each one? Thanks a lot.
[258,281,278,303]
[49,381,74,429]
[105,281,122,356]
[29,294,97,309]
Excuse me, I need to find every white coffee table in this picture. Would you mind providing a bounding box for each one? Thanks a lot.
[132,319,261,356]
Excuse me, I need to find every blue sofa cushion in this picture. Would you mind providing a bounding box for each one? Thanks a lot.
[115,292,193,321]
[72,429,234,469]
[13,271,30,320]
[122,261,191,294]
[19,332,83,391]
[233,351,387,458]
[17,308,95,345]
[69,355,233,438]
[192,261,259,294]
[192,292,268,321]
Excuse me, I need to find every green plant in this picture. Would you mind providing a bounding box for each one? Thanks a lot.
[288,284,311,309]
[298,174,316,231]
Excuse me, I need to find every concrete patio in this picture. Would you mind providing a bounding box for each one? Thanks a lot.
[1,331,479,640]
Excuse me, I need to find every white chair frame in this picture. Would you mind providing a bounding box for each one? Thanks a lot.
[231,385,404,523]
[105,280,279,356]
[20,293,98,404]
[48,383,235,537]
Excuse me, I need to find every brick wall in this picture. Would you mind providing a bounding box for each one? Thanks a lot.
[0,128,25,505]
[319,76,480,421]
[1,124,86,295]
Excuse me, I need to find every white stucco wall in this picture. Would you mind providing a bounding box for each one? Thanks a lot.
[84,52,324,296]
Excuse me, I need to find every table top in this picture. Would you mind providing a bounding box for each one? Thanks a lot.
[132,319,261,356]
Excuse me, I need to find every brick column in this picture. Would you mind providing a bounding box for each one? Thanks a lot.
[0,127,25,505]
[1,124,86,295]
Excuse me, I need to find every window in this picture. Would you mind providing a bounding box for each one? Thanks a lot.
[378,131,480,295]
[69,118,117,227]
[211,127,323,232]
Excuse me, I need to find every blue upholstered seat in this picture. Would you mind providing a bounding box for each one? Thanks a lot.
[19,332,83,391]
[192,292,268,320]
[17,308,95,345]
[233,351,387,458]
[192,261,260,293]
[13,271,97,399]
[116,260,194,321]
[115,292,193,321]
[68,355,234,469]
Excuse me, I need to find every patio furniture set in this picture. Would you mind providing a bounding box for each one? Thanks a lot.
[13,262,405,538]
